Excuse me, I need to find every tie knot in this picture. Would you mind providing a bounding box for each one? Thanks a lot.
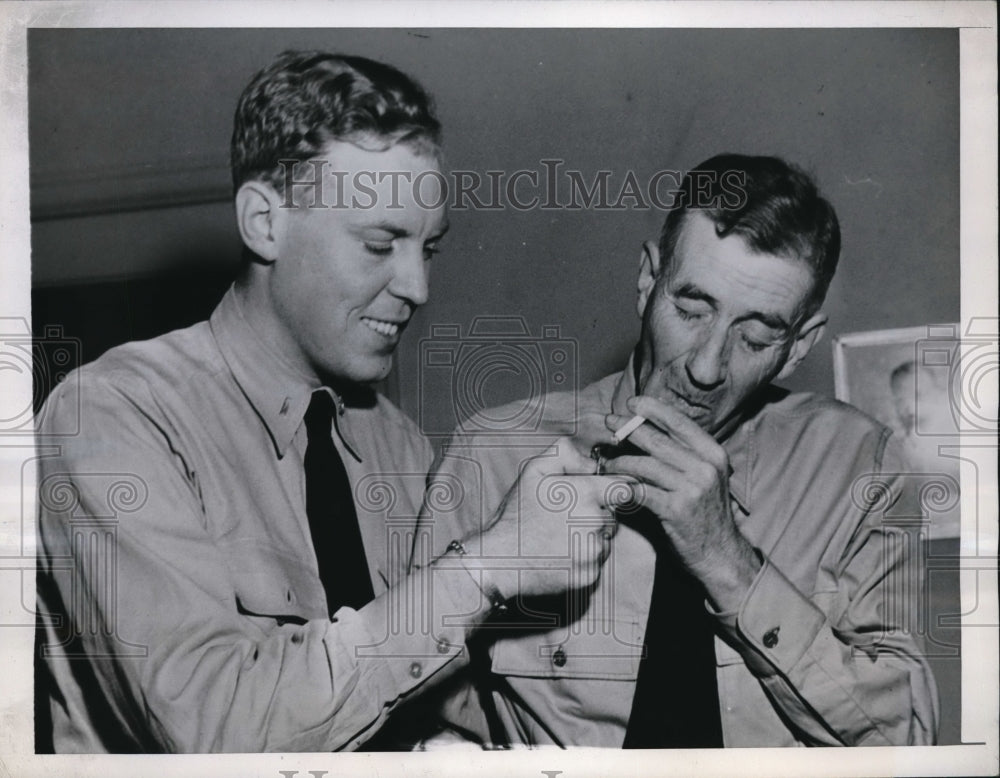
[305,390,336,436]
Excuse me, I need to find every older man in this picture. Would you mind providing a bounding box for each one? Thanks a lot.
[34,50,625,753]
[422,154,939,747]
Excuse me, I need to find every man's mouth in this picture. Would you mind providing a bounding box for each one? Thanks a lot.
[361,316,403,338]
[668,387,711,416]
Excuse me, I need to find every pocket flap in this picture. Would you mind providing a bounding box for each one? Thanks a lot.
[223,539,324,621]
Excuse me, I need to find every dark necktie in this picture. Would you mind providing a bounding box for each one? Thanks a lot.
[622,513,724,748]
[304,390,375,617]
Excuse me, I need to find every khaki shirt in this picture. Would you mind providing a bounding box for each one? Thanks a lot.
[421,367,939,747]
[36,287,478,752]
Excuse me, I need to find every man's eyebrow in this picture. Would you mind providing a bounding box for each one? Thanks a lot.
[673,282,791,331]
[747,312,792,332]
[357,222,409,237]
[672,283,717,306]
[354,221,450,240]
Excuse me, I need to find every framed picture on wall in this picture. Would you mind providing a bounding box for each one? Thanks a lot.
[832,324,964,539]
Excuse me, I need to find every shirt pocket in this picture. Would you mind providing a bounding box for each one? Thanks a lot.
[490,619,642,681]
[219,538,326,625]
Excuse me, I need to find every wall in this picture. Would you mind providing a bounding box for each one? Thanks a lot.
[27,27,962,745]
[29,28,959,419]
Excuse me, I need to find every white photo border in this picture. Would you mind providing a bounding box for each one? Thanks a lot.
[1,3,996,777]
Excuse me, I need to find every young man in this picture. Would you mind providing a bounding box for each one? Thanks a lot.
[423,154,939,747]
[34,50,626,753]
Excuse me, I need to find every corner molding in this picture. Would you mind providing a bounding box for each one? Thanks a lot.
[30,157,233,221]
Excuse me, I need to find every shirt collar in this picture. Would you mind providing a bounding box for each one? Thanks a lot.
[210,286,363,460]
[610,353,750,513]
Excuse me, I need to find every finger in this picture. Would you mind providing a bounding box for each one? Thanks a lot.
[592,526,615,565]
[599,475,638,507]
[602,454,685,490]
[609,413,647,444]
[575,411,620,449]
[626,395,705,442]
[587,521,617,549]
[568,430,616,463]
[606,412,700,472]
[628,395,728,467]
[613,478,675,523]
[573,474,639,513]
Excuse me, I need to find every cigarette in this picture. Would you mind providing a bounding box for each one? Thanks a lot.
[613,414,647,444]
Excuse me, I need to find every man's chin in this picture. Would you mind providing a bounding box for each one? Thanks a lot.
[319,357,394,388]
[356,363,394,385]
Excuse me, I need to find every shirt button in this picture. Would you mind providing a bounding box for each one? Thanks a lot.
[551,647,567,667]
[409,661,423,679]
[436,639,451,654]
[763,627,780,648]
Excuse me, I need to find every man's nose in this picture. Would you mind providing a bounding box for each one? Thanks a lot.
[685,325,728,389]
[389,247,430,307]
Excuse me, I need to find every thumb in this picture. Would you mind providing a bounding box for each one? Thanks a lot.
[537,437,599,475]
[596,475,640,511]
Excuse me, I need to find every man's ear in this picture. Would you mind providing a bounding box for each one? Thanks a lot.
[776,312,828,381]
[235,181,285,263]
[637,240,662,318]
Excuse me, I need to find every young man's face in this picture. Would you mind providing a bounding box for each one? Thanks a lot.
[266,140,448,385]
[636,211,823,437]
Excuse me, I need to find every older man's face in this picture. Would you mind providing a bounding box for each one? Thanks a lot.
[266,140,448,385]
[636,212,820,437]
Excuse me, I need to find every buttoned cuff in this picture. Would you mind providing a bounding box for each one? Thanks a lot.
[326,564,486,748]
[737,556,827,673]
[709,554,827,678]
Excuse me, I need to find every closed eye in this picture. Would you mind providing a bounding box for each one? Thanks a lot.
[364,241,394,256]
[740,336,771,353]
[738,324,785,353]
[674,302,710,321]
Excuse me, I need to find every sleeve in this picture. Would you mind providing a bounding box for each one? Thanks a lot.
[405,433,506,747]
[414,433,507,559]
[713,433,940,746]
[35,374,487,753]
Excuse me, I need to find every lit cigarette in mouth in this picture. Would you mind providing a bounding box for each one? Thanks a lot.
[613,414,647,444]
